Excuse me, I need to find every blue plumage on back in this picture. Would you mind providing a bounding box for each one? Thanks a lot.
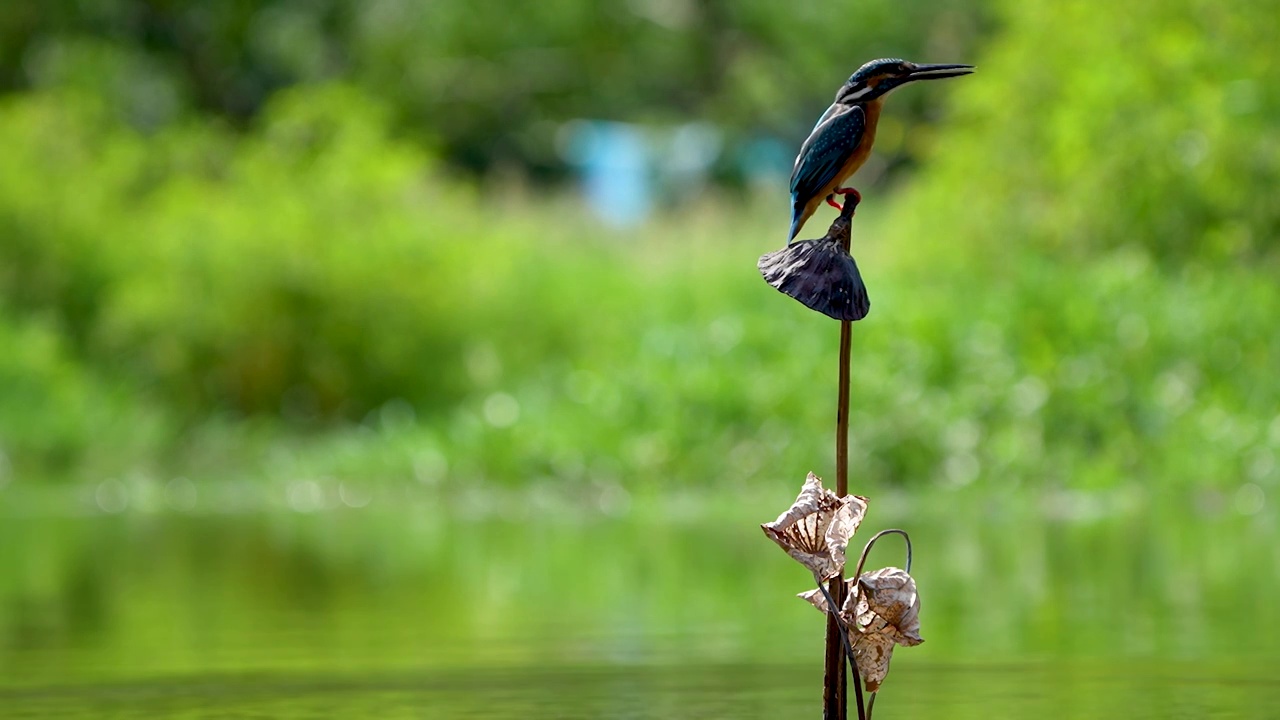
[787,105,867,241]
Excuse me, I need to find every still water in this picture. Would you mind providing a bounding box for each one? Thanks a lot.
[1,481,1277,718]
[5,662,1279,718]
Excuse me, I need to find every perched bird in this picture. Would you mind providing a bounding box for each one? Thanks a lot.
[760,191,869,321]
[787,59,974,242]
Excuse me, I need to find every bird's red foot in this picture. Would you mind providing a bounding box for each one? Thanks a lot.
[834,187,862,203]
[826,187,861,212]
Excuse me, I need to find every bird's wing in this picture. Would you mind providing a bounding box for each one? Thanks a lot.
[789,104,866,204]
[805,102,842,138]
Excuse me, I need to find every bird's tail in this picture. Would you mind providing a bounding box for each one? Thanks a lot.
[787,205,805,243]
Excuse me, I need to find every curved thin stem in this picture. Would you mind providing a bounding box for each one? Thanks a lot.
[854,528,913,580]
[851,530,911,720]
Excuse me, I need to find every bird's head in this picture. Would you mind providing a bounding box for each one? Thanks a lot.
[835,58,973,104]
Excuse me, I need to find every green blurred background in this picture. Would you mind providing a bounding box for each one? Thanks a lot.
[1,1,1278,717]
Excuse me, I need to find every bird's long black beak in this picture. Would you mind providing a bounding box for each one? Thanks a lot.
[905,63,975,81]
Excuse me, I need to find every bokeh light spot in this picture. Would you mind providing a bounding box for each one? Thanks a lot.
[165,477,198,512]
[483,392,520,428]
[95,478,129,514]
[287,480,325,513]
[1234,483,1265,516]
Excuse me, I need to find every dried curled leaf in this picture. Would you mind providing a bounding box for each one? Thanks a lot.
[762,473,869,580]
[854,568,923,646]
[797,587,828,613]
[846,567,923,692]
[851,633,896,693]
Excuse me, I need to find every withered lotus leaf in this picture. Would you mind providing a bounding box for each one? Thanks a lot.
[846,567,923,692]
[761,472,869,580]
[797,587,828,613]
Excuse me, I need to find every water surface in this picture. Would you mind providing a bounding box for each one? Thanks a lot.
[2,482,1276,717]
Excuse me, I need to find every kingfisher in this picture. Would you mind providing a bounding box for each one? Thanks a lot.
[787,59,974,242]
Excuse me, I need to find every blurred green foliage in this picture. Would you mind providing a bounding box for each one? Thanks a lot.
[896,0,1280,263]
[0,0,1276,505]
[0,82,597,424]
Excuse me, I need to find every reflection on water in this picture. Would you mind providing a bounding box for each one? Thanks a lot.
[3,662,1279,718]
[0,481,1277,717]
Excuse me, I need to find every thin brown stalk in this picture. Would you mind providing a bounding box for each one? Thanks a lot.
[822,198,863,720]
[817,573,864,720]
[836,316,851,499]
[822,578,847,720]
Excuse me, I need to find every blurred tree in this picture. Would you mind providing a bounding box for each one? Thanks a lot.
[0,0,994,182]
[893,0,1280,264]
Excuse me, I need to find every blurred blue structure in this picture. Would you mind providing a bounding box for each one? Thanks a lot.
[559,120,724,226]
[658,122,722,203]
[560,120,652,227]
[737,136,793,188]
